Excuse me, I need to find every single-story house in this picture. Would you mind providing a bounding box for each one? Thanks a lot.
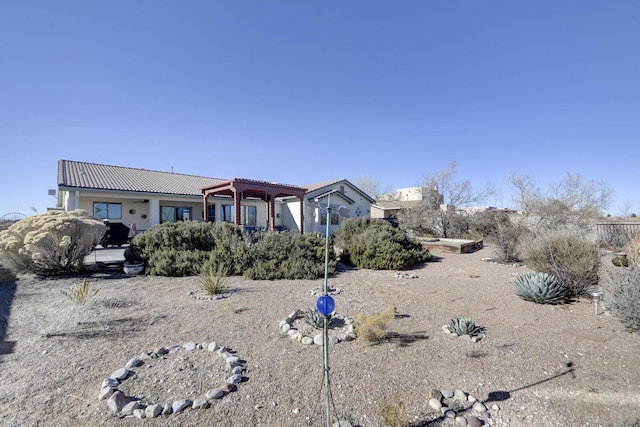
[56,160,375,236]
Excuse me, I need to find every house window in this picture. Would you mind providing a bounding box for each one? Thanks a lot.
[93,202,122,220]
[207,205,216,222]
[161,206,192,223]
[320,211,340,226]
[222,205,256,225]
[222,205,235,222]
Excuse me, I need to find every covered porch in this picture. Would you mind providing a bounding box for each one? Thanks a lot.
[201,178,308,233]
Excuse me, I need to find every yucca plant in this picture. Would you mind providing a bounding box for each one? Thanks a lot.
[448,316,480,337]
[305,308,325,329]
[198,263,229,295]
[61,278,98,305]
[514,271,571,304]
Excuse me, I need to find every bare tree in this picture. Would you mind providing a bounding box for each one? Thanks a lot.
[355,175,393,199]
[617,200,635,218]
[509,172,614,236]
[401,162,494,238]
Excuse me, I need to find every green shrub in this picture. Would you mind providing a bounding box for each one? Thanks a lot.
[130,221,249,277]
[514,271,572,304]
[0,210,105,275]
[612,256,629,267]
[521,231,600,298]
[602,266,640,331]
[334,218,430,270]
[243,231,333,280]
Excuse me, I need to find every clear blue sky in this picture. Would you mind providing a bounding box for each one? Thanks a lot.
[1,1,639,216]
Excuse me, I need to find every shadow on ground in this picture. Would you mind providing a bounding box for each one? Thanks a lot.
[0,263,18,362]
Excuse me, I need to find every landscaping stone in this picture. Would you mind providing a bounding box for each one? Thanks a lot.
[172,399,192,413]
[145,404,163,418]
[100,340,248,418]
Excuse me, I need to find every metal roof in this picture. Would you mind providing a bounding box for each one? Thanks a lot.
[58,160,226,196]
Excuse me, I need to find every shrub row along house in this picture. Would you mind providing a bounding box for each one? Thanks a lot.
[55,160,375,236]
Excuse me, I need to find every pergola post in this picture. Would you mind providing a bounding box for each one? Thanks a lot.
[299,195,305,234]
[234,188,242,226]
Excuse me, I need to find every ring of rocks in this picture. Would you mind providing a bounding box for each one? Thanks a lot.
[428,388,498,426]
[278,309,357,346]
[442,324,486,342]
[98,341,247,419]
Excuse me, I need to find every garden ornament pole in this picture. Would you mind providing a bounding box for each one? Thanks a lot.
[318,192,334,427]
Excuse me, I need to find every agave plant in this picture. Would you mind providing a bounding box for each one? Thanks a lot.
[305,308,325,329]
[448,316,480,337]
[514,271,571,304]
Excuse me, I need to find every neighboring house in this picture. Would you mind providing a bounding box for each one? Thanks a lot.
[56,160,375,235]
[372,186,443,221]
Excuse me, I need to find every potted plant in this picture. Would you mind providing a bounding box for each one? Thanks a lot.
[123,245,145,275]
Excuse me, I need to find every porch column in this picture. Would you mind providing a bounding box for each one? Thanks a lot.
[269,193,276,231]
[234,189,242,226]
[203,194,209,222]
[299,196,305,234]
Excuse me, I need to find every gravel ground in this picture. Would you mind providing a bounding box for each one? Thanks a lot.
[1,244,639,427]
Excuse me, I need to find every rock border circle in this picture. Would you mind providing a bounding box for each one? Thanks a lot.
[279,309,357,346]
[428,387,498,426]
[98,341,247,419]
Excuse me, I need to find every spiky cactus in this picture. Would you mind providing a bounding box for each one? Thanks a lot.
[514,271,571,304]
[448,316,480,337]
[305,308,325,329]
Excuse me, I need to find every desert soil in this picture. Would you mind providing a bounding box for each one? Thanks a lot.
[1,244,639,427]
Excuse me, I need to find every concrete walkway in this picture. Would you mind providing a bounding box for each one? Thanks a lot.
[84,246,126,265]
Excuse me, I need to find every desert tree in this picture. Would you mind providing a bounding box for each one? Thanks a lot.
[509,172,614,237]
[617,200,635,218]
[355,175,392,199]
[400,161,494,238]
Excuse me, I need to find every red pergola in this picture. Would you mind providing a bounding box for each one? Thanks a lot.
[201,178,308,233]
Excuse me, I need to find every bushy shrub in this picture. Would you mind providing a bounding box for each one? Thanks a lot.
[130,221,249,277]
[0,210,105,275]
[354,306,397,343]
[334,218,430,270]
[602,266,640,331]
[468,210,525,263]
[521,231,600,298]
[243,231,333,280]
[378,396,411,427]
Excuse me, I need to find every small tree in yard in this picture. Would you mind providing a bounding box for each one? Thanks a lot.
[506,172,613,296]
[509,172,613,237]
[399,161,494,238]
[0,209,106,275]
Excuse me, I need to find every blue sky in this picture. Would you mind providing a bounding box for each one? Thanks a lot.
[1,1,639,216]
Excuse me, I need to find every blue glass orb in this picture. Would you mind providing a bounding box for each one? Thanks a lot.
[316,295,336,317]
